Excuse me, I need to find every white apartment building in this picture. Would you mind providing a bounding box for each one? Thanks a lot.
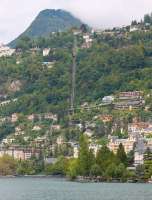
[0,44,15,57]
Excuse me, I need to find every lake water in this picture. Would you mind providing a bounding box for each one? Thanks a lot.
[0,178,152,200]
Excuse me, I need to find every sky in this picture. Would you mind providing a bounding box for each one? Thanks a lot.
[1,0,152,43]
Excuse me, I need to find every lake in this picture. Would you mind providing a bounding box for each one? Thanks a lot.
[0,178,151,200]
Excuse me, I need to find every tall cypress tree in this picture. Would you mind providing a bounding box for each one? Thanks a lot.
[78,135,94,176]
[117,143,127,166]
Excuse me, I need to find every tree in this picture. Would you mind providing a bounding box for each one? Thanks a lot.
[136,165,145,180]
[0,155,17,176]
[144,14,151,24]
[67,159,79,179]
[80,24,88,33]
[88,149,96,168]
[96,145,118,172]
[127,150,134,166]
[16,36,32,50]
[90,164,101,177]
[105,163,117,179]
[17,160,36,175]
[117,143,127,166]
[144,148,152,160]
[131,20,138,26]
[78,135,94,176]
[45,156,68,176]
[115,163,126,178]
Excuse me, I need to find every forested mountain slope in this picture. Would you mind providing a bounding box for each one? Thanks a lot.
[2,29,152,118]
[10,9,83,47]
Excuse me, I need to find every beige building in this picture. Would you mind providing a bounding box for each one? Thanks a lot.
[73,145,79,158]
[11,113,19,123]
[128,122,152,137]
[114,91,144,110]
[73,143,102,158]
[56,135,64,145]
[0,148,40,160]
[32,125,42,131]
[27,114,35,121]
[0,44,15,57]
[44,113,57,121]
[52,125,61,131]
[108,136,136,154]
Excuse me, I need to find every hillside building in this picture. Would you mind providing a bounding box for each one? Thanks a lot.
[128,122,152,137]
[0,147,40,160]
[102,96,114,104]
[108,135,136,154]
[114,91,145,110]
[43,48,50,56]
[0,44,15,57]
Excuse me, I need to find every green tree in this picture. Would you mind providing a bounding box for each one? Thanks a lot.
[105,163,117,179]
[78,135,93,176]
[115,163,126,178]
[96,145,118,172]
[144,14,152,24]
[17,160,36,175]
[90,164,101,177]
[0,155,17,176]
[67,159,79,179]
[45,156,68,175]
[117,143,127,166]
[127,150,135,166]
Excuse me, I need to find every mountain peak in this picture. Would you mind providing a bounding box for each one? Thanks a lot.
[38,9,65,16]
[10,9,83,47]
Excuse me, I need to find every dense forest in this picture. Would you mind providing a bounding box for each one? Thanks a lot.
[2,29,152,117]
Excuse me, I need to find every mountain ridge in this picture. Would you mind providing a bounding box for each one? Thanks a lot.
[10,9,84,47]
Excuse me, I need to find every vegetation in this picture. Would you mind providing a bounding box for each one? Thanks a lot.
[0,138,151,182]
[0,155,44,176]
[1,13,152,182]
[0,155,17,176]
[45,135,132,181]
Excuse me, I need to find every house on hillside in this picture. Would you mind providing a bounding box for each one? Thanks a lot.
[43,48,50,56]
[32,125,42,131]
[27,114,36,121]
[99,115,113,123]
[108,135,136,154]
[114,91,145,110]
[0,147,40,160]
[130,25,140,32]
[128,122,152,137]
[102,96,114,104]
[44,113,57,121]
[82,34,93,49]
[84,129,94,137]
[11,113,19,123]
[51,125,61,131]
[0,44,15,57]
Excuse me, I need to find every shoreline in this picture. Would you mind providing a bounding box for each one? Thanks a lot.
[0,175,151,184]
[0,175,65,179]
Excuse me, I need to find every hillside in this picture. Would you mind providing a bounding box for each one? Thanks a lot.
[1,12,152,180]
[1,13,152,159]
[10,9,83,47]
[2,29,152,116]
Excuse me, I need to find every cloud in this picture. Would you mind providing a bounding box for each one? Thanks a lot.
[0,0,152,43]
